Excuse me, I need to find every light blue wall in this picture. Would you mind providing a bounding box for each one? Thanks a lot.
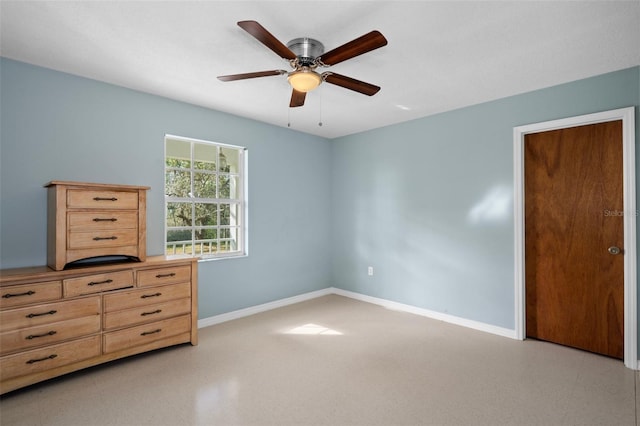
[331,66,640,330]
[0,58,332,318]
[2,58,639,332]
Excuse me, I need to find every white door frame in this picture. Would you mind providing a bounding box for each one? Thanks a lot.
[513,107,637,369]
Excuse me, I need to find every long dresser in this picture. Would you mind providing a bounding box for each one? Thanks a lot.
[0,255,198,394]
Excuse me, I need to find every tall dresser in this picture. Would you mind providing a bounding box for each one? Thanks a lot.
[46,181,150,271]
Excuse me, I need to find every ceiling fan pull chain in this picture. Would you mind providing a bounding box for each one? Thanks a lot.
[318,92,323,127]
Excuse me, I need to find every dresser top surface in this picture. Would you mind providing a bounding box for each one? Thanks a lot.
[45,181,151,190]
[0,255,197,286]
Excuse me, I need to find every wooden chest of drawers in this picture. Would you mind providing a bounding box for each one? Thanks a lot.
[46,181,150,271]
[0,256,198,394]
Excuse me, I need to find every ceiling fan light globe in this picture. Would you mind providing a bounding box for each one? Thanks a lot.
[288,70,322,93]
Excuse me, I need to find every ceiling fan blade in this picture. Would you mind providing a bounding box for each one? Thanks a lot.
[237,20,297,61]
[323,73,380,96]
[217,70,286,81]
[318,30,387,66]
[290,89,306,107]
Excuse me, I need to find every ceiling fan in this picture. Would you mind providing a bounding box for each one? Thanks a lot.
[217,20,388,108]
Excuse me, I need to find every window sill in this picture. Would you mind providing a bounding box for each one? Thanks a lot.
[197,253,248,263]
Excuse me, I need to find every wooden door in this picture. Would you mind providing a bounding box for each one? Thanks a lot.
[525,120,624,359]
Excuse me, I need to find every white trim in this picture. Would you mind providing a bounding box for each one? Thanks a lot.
[513,107,637,369]
[164,134,248,259]
[331,288,517,339]
[197,288,333,328]
[165,133,245,150]
[198,287,517,340]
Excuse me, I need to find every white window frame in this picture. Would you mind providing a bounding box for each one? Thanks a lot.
[164,134,247,260]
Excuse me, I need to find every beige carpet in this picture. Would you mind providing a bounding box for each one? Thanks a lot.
[1,294,637,425]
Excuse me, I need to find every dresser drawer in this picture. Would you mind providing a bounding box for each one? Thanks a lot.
[68,211,138,231]
[67,189,139,210]
[103,314,191,353]
[103,298,191,330]
[0,315,101,355]
[63,270,133,297]
[0,335,101,382]
[103,282,191,312]
[0,296,101,333]
[67,229,139,250]
[137,265,191,287]
[0,281,62,309]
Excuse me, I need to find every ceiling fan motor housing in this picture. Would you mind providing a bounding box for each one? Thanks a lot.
[287,37,324,65]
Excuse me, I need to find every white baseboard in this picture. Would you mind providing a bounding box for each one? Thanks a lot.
[197,288,333,328]
[198,286,517,340]
[331,288,517,339]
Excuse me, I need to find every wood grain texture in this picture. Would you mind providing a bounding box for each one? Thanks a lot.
[324,73,380,96]
[525,120,623,359]
[47,182,148,270]
[0,281,61,309]
[319,30,388,66]
[0,296,101,333]
[289,89,306,108]
[63,270,134,298]
[0,257,198,394]
[237,21,297,61]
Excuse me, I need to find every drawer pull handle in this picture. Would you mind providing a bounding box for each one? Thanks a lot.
[156,273,176,278]
[141,329,162,336]
[26,330,57,340]
[141,292,162,299]
[2,290,35,299]
[141,309,162,316]
[26,310,57,318]
[93,197,118,201]
[88,279,113,286]
[26,354,58,364]
[93,218,118,222]
[93,236,118,241]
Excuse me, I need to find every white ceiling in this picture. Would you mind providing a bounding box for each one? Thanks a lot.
[1,1,639,139]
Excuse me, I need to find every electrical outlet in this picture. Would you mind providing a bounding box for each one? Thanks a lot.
[367,266,374,276]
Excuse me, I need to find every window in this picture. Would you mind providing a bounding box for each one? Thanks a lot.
[164,135,246,259]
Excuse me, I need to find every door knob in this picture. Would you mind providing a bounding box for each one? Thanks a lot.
[608,246,622,255]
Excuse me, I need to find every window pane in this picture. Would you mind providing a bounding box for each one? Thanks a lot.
[166,203,192,226]
[167,229,192,243]
[220,227,231,239]
[194,143,217,171]
[230,203,238,226]
[196,228,218,240]
[166,229,193,255]
[166,157,190,169]
[227,228,239,250]
[166,139,191,168]
[219,204,228,226]
[231,230,238,251]
[219,204,239,226]
[166,170,191,197]
[193,240,216,255]
[218,175,237,199]
[176,244,194,255]
[218,228,238,253]
[193,172,216,198]
[194,203,217,226]
[219,147,239,173]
